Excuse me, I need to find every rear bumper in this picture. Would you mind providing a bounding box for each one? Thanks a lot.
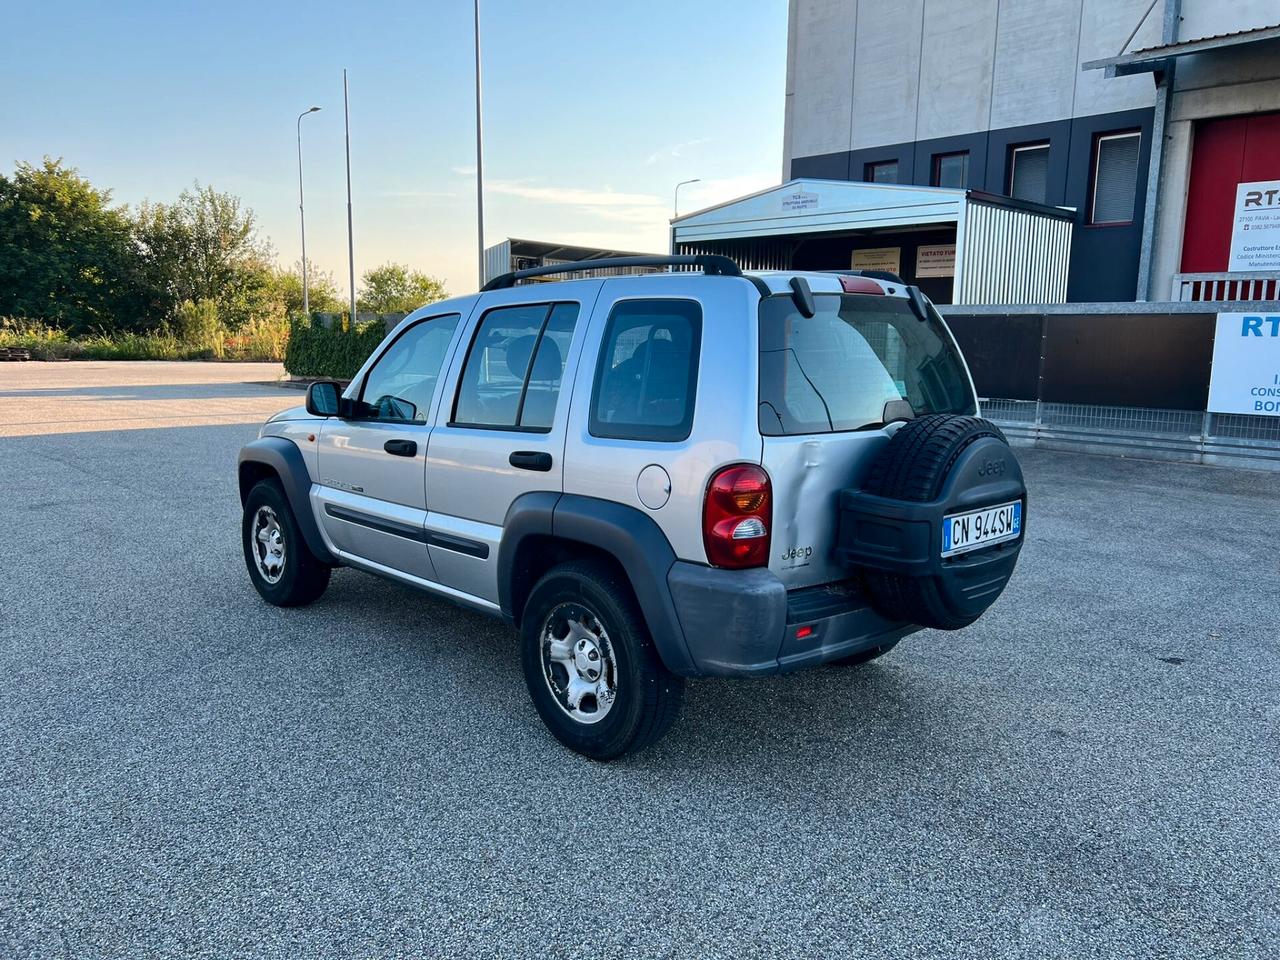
[666,562,918,677]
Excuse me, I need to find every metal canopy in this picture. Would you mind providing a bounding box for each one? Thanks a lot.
[670,179,1075,306]
[1082,22,1280,77]
[671,179,968,243]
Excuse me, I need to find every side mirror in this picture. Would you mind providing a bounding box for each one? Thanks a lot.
[305,380,343,417]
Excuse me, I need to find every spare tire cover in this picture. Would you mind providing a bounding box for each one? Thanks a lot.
[858,414,1027,630]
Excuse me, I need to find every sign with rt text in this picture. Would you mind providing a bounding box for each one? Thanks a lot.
[915,243,956,277]
[852,247,901,274]
[1228,180,1280,271]
[1208,312,1280,416]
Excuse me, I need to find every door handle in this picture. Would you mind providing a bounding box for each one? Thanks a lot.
[509,451,553,472]
[383,439,418,457]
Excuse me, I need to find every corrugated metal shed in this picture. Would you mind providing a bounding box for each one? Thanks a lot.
[670,179,1074,305]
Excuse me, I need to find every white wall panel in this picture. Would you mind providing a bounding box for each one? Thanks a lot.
[849,0,925,149]
[1073,0,1159,116]
[990,0,1084,128]
[789,0,859,158]
[916,0,999,141]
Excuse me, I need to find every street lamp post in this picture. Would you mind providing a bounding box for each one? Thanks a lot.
[674,178,701,217]
[473,0,486,288]
[296,106,321,316]
[343,71,356,324]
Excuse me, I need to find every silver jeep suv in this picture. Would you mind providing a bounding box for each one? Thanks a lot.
[239,256,1026,759]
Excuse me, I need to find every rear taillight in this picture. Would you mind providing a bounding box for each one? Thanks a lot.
[702,464,772,569]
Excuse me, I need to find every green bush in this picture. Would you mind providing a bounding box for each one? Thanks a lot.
[174,299,225,358]
[284,315,388,379]
[0,314,288,362]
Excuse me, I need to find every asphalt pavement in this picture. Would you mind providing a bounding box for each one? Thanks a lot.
[1,362,1276,959]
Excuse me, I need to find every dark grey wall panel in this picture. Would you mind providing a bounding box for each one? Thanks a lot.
[1040,312,1213,409]
[944,314,1042,400]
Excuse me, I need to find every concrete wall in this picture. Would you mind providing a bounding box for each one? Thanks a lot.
[783,0,1162,175]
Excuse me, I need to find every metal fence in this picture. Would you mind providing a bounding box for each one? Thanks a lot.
[941,302,1280,471]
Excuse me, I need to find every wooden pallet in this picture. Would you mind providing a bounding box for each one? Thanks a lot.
[0,347,32,361]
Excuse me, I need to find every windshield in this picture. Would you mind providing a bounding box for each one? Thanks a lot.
[758,292,975,436]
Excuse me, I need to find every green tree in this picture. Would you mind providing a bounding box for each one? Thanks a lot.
[357,263,446,314]
[135,184,272,329]
[271,261,343,318]
[0,158,148,333]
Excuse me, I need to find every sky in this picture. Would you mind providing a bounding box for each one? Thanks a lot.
[1,0,788,296]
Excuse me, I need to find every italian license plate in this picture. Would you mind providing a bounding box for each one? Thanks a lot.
[942,500,1022,558]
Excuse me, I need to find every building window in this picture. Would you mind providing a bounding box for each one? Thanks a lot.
[1008,143,1050,204]
[932,151,969,189]
[1090,131,1141,224]
[864,160,898,184]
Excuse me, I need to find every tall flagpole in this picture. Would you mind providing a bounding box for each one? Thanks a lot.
[474,0,486,287]
[344,69,357,322]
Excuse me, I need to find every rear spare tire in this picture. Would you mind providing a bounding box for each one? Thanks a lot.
[839,414,1027,630]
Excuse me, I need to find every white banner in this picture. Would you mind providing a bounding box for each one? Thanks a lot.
[1208,312,1280,416]
[915,243,956,278]
[1228,181,1280,271]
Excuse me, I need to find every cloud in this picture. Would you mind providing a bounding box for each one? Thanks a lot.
[451,165,477,176]
[645,137,712,166]
[486,181,665,210]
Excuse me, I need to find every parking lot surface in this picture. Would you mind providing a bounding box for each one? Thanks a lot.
[1,362,1276,959]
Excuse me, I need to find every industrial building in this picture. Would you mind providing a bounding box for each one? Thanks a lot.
[674,0,1280,305]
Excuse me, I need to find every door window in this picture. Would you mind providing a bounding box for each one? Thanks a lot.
[590,299,701,442]
[357,313,462,422]
[452,302,580,431]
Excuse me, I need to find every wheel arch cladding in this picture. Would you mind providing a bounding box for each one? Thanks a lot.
[237,437,336,565]
[498,492,699,677]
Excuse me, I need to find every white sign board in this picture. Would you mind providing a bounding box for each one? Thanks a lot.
[852,247,900,274]
[781,190,819,212]
[916,243,956,278]
[1228,180,1280,271]
[1208,312,1280,416]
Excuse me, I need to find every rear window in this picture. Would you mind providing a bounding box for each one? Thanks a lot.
[758,293,975,436]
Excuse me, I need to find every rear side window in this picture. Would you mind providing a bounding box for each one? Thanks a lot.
[590,299,701,442]
[452,302,579,431]
[758,294,975,436]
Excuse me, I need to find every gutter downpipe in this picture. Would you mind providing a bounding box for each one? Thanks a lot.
[1135,0,1180,301]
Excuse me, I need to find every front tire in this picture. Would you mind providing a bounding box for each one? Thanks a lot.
[520,560,683,761]
[241,479,331,607]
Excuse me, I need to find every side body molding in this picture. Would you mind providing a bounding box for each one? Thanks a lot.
[497,492,698,677]
[237,437,337,565]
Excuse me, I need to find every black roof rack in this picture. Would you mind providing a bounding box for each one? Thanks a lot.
[481,254,742,291]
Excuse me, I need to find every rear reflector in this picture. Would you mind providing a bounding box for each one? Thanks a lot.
[794,625,814,640]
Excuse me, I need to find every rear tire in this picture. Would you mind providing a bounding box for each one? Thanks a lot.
[520,560,683,761]
[242,479,331,607]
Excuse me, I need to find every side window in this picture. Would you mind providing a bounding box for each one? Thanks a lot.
[590,299,701,442]
[358,313,462,423]
[452,302,580,431]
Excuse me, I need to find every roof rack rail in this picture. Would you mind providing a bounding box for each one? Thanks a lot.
[481,254,742,291]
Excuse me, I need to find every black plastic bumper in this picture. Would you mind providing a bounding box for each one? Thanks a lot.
[666,563,917,677]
